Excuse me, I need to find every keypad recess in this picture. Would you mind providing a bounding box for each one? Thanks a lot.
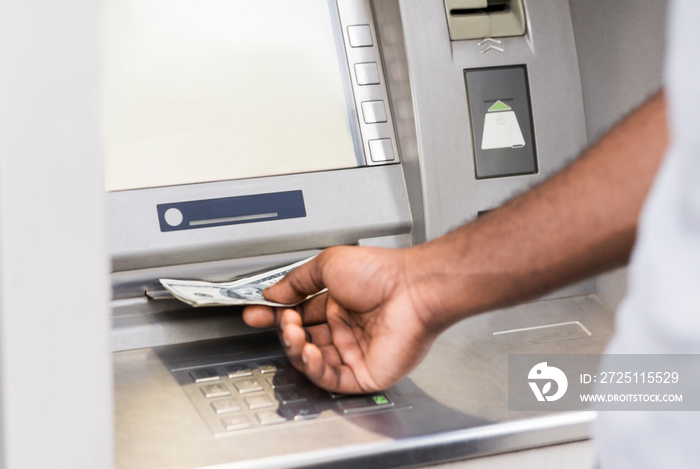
[172,355,405,437]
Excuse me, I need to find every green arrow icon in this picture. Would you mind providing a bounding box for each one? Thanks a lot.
[488,100,512,112]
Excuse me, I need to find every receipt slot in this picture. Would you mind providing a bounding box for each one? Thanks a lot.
[465,66,537,178]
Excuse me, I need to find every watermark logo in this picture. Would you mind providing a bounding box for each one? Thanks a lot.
[528,362,568,402]
[510,354,698,411]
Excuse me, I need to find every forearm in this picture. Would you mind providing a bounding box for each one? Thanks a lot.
[407,90,669,330]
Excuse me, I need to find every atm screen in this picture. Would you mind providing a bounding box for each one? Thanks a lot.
[101,0,359,192]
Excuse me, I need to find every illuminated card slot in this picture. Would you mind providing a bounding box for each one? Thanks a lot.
[189,213,279,227]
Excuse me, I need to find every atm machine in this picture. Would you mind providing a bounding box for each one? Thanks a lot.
[32,0,660,467]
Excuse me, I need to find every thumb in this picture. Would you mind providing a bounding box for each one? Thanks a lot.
[264,253,328,304]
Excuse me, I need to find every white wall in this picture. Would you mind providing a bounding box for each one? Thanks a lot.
[0,1,113,467]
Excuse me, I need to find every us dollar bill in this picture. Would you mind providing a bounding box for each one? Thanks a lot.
[160,257,319,307]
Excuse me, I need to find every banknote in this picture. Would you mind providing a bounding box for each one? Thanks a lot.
[160,256,320,307]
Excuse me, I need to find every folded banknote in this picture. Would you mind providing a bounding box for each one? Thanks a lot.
[160,256,322,307]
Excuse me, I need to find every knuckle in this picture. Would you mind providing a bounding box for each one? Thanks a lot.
[287,275,310,299]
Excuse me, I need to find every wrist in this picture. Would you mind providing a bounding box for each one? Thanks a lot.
[400,236,481,333]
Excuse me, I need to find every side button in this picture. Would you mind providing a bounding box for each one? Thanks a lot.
[361,100,388,124]
[347,24,373,47]
[354,63,380,86]
[368,139,395,163]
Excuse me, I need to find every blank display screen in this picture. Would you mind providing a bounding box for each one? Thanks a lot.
[102,0,359,192]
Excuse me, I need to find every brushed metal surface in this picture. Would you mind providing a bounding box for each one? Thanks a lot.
[115,295,613,468]
[569,0,667,313]
[398,0,587,240]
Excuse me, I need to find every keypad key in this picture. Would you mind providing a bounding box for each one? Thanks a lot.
[245,395,275,410]
[278,403,320,421]
[222,415,252,431]
[223,364,253,379]
[211,399,241,414]
[337,394,394,414]
[372,394,391,405]
[200,383,231,399]
[266,373,295,389]
[257,361,279,374]
[234,379,263,394]
[189,368,221,383]
[256,411,288,426]
[275,388,307,405]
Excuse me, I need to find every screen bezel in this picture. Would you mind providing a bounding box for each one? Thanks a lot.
[106,0,407,272]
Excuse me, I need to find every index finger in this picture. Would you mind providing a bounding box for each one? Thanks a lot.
[263,251,329,305]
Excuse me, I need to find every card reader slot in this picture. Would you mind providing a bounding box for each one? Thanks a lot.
[189,212,279,227]
[451,0,510,16]
[444,0,525,41]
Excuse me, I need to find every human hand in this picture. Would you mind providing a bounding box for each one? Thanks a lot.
[242,246,439,393]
